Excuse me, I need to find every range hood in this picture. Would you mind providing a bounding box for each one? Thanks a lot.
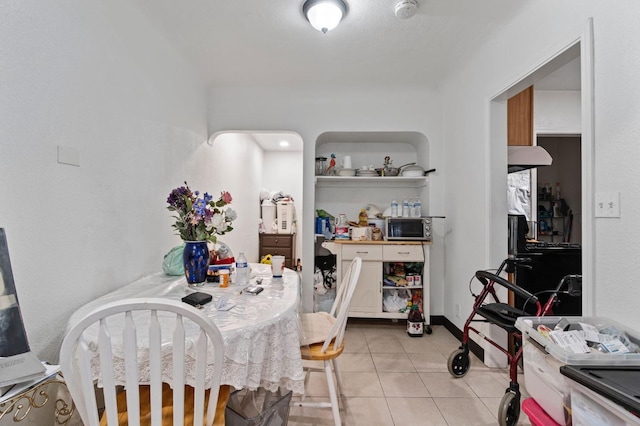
[508,146,553,173]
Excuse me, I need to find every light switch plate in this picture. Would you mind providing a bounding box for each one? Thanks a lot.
[57,146,80,167]
[595,192,620,218]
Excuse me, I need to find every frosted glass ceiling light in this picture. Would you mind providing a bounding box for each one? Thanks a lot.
[303,0,348,34]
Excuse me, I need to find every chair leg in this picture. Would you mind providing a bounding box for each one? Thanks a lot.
[324,360,342,426]
[332,358,345,397]
[300,367,311,401]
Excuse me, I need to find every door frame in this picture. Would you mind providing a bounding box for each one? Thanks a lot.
[488,18,595,316]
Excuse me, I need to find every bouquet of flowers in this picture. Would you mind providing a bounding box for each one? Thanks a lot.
[167,182,236,243]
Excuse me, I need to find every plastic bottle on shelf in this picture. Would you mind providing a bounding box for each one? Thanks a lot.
[409,198,416,217]
[235,252,249,285]
[390,198,399,218]
[402,199,410,217]
[414,198,422,217]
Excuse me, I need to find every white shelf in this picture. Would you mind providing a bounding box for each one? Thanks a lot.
[315,175,427,188]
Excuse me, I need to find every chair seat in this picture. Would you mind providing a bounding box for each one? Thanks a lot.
[476,303,525,332]
[299,311,336,346]
[300,340,344,361]
[99,383,230,426]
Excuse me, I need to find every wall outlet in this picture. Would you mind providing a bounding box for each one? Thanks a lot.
[455,303,460,319]
[595,192,620,218]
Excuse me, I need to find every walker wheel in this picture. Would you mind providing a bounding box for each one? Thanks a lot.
[425,325,433,334]
[498,391,520,426]
[447,348,470,378]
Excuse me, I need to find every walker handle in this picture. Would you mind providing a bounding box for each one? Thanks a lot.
[475,270,538,304]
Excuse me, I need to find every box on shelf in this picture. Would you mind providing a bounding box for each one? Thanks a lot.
[515,316,640,426]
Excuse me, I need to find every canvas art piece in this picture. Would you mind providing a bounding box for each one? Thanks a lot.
[0,229,45,388]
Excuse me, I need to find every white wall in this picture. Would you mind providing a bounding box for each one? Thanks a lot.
[0,1,209,362]
[207,87,445,313]
[207,133,264,262]
[535,90,582,134]
[441,1,640,334]
[262,150,304,263]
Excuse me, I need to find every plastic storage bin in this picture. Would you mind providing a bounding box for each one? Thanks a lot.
[566,377,640,425]
[522,398,561,426]
[225,388,292,426]
[515,316,640,425]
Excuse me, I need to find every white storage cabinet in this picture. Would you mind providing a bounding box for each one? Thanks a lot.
[332,241,431,333]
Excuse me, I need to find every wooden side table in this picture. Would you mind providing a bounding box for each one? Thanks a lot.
[258,233,297,270]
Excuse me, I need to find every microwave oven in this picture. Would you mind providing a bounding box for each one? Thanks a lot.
[385,217,432,241]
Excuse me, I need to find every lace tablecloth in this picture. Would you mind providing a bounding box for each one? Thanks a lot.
[65,264,305,394]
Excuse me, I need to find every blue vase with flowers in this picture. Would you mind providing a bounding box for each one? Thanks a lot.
[167,182,236,286]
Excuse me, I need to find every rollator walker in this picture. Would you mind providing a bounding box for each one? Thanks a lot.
[447,257,581,426]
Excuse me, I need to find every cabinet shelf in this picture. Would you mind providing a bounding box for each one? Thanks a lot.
[315,175,427,188]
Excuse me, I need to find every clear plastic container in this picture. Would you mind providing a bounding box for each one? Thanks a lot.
[515,316,640,365]
[390,199,398,218]
[516,316,640,425]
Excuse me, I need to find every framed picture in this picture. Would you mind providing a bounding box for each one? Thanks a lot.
[0,229,30,357]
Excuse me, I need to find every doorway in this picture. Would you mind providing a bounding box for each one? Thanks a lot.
[208,131,303,265]
[489,19,595,316]
[536,135,582,244]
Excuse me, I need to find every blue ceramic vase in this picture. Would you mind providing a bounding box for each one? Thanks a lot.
[183,241,209,285]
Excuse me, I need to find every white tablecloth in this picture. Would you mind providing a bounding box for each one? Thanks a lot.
[65,264,305,394]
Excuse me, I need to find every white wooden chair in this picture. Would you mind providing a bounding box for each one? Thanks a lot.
[59,298,225,426]
[295,257,362,426]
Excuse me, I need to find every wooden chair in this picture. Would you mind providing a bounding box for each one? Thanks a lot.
[295,257,362,426]
[60,298,225,426]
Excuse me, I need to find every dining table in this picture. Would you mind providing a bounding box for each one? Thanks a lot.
[64,263,305,424]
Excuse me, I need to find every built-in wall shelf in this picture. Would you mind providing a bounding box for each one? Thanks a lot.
[315,175,427,188]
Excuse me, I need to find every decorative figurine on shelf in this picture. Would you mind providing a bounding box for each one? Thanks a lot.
[325,153,336,175]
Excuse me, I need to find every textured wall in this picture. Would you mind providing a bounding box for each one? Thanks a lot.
[0,0,208,362]
[441,0,640,332]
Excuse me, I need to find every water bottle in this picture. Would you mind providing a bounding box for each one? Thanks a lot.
[236,252,249,285]
[402,199,410,217]
[414,198,422,217]
[390,198,399,218]
[409,198,416,217]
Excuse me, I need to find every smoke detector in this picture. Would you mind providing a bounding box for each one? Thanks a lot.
[395,0,418,19]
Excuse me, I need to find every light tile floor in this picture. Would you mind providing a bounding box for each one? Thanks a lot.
[289,323,533,426]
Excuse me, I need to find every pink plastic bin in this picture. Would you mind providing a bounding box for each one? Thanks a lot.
[522,398,561,426]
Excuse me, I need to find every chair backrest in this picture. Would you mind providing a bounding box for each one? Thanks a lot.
[60,298,225,426]
[322,257,362,353]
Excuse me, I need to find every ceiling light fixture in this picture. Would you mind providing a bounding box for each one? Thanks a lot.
[303,0,348,34]
[279,141,290,148]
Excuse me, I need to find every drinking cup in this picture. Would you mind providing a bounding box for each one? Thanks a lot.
[271,255,285,278]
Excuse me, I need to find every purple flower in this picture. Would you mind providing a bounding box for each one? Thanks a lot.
[167,185,192,210]
[167,183,235,242]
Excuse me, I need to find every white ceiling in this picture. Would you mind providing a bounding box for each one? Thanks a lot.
[130,1,581,152]
[129,0,531,89]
